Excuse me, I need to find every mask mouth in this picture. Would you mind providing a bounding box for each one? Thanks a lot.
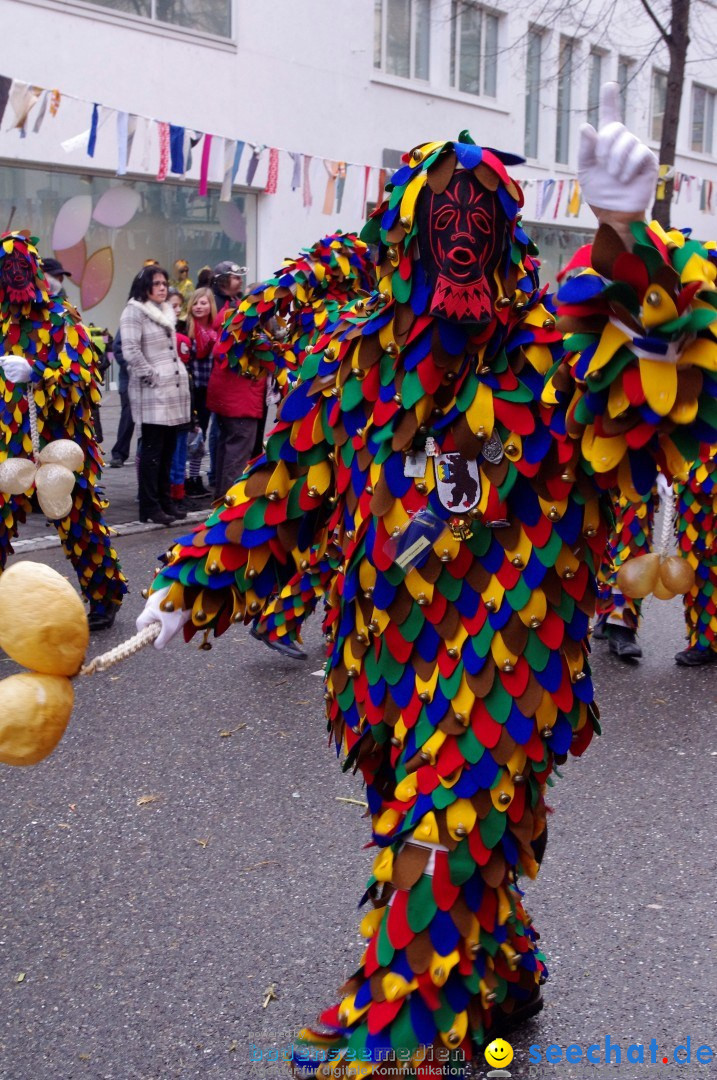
[446,246,477,273]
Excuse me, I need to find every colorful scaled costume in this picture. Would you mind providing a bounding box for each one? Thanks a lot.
[213,234,376,655]
[148,136,717,1077]
[0,234,126,625]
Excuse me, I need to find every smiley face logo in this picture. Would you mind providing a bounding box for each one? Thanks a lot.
[484,1038,514,1069]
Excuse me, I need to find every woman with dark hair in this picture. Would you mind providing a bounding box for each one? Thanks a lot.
[120,265,191,525]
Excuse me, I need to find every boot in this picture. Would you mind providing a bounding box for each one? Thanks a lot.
[606,623,642,660]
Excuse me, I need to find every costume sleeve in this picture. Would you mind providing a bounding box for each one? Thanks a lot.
[151,347,345,640]
[542,220,717,500]
[214,286,293,383]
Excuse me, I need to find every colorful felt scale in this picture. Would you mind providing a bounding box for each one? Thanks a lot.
[0,233,126,618]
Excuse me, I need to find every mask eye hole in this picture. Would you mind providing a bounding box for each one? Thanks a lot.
[434,208,456,231]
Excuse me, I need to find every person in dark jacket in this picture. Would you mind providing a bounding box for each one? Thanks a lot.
[109,330,134,466]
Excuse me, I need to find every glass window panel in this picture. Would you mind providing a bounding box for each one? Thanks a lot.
[155,0,231,38]
[459,4,482,95]
[385,0,411,78]
[0,167,256,340]
[524,30,541,159]
[483,13,498,97]
[556,38,573,164]
[450,0,458,87]
[413,0,431,79]
[706,92,715,155]
[651,70,667,142]
[587,51,602,128]
[692,86,706,151]
[374,0,383,69]
[83,0,151,14]
[617,57,631,122]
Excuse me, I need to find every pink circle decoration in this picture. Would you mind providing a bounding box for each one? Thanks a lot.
[92,187,141,229]
[52,195,93,251]
[80,247,114,310]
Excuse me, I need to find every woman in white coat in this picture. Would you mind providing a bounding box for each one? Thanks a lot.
[120,266,191,525]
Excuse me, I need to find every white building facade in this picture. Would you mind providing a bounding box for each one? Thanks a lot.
[1,0,716,331]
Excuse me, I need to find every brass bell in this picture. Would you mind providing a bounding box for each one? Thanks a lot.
[366,485,374,495]
[505,443,518,456]
[485,598,497,612]
[440,549,451,562]
[529,616,542,629]
[346,529,355,540]
[195,610,206,622]
[141,588,149,599]
[347,666,358,679]
[325,345,337,360]
[416,483,427,494]
[208,562,219,574]
[498,792,511,806]
[447,648,458,659]
[390,736,401,747]
[386,342,399,357]
[418,691,431,703]
[233,613,243,623]
[585,526,597,538]
[368,621,380,633]
[224,494,236,507]
[247,568,257,578]
[393,393,402,404]
[646,289,661,307]
[548,507,560,521]
[541,726,552,739]
[447,1030,461,1047]
[502,660,514,673]
[307,487,319,498]
[267,491,279,502]
[455,824,467,837]
[413,148,424,163]
[248,601,260,613]
[300,559,309,570]
[363,588,374,598]
[454,711,466,723]
[496,296,511,309]
[387,246,397,260]
[543,318,556,330]
[563,569,575,580]
[417,593,428,606]
[513,773,526,785]
[162,601,175,612]
[433,966,444,980]
[512,556,524,568]
[400,215,411,229]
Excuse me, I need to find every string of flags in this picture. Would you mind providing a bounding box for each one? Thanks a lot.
[1,73,716,220]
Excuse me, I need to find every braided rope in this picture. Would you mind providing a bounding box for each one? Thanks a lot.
[27,389,39,458]
[79,623,161,676]
[658,483,676,558]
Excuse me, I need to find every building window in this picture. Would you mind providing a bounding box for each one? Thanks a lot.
[374,0,431,81]
[449,2,499,98]
[650,69,668,142]
[58,0,232,38]
[587,49,604,128]
[691,85,715,154]
[617,56,633,122]
[556,37,574,164]
[524,28,542,159]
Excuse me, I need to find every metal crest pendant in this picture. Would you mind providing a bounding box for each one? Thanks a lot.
[482,430,504,464]
[434,453,481,512]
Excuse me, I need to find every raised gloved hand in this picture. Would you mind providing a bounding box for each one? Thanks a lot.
[656,472,674,500]
[136,586,191,650]
[0,356,33,384]
[578,82,658,215]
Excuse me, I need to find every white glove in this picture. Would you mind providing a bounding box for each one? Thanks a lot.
[578,83,658,214]
[0,356,33,384]
[656,473,673,500]
[136,586,191,650]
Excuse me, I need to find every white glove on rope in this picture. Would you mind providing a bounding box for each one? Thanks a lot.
[656,472,673,500]
[578,83,658,215]
[0,356,33,384]
[136,586,191,650]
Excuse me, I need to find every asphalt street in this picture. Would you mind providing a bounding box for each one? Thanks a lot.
[1,529,716,1080]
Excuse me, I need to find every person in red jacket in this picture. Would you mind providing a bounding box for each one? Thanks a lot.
[206,352,266,500]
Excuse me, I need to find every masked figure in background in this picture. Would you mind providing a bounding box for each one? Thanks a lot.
[138,90,717,1076]
[0,233,126,631]
[213,233,376,660]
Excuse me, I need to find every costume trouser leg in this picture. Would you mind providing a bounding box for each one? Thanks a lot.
[111,389,135,462]
[139,423,177,517]
[255,555,336,644]
[676,457,717,652]
[596,490,655,630]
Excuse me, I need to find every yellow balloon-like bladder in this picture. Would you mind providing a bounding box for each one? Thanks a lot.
[615,553,661,599]
[0,561,89,676]
[0,672,74,766]
[659,555,696,595]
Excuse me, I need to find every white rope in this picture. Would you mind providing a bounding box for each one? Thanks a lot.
[27,389,39,458]
[79,623,161,676]
[658,484,676,558]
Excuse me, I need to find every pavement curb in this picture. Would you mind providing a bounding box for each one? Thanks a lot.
[12,510,209,553]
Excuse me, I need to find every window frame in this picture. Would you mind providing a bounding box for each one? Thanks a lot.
[524,26,543,160]
[449,1,500,100]
[555,36,575,165]
[650,68,668,144]
[25,0,235,46]
[374,0,432,83]
[691,83,716,155]
[617,55,634,123]
[586,47,605,129]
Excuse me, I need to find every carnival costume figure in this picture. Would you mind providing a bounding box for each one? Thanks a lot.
[137,91,717,1076]
[0,234,126,630]
[213,233,376,660]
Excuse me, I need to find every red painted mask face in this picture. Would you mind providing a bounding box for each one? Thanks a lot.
[0,248,37,304]
[417,170,506,325]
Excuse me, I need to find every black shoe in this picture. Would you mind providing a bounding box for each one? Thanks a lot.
[479,989,544,1046]
[187,477,209,499]
[109,458,124,468]
[249,626,307,660]
[675,646,717,667]
[592,614,608,640]
[140,509,176,526]
[88,605,118,632]
[163,502,187,520]
[607,623,642,660]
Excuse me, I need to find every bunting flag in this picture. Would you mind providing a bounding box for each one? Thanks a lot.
[116,111,129,175]
[246,144,264,186]
[0,75,11,127]
[363,165,371,214]
[87,103,100,157]
[6,80,42,136]
[264,147,279,194]
[31,90,50,134]
[198,133,212,195]
[220,138,242,202]
[552,178,565,218]
[302,154,313,208]
[323,159,339,214]
[169,124,185,175]
[289,151,302,190]
[335,161,347,213]
[376,167,387,205]
[566,179,581,217]
[156,120,170,181]
[185,131,203,173]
